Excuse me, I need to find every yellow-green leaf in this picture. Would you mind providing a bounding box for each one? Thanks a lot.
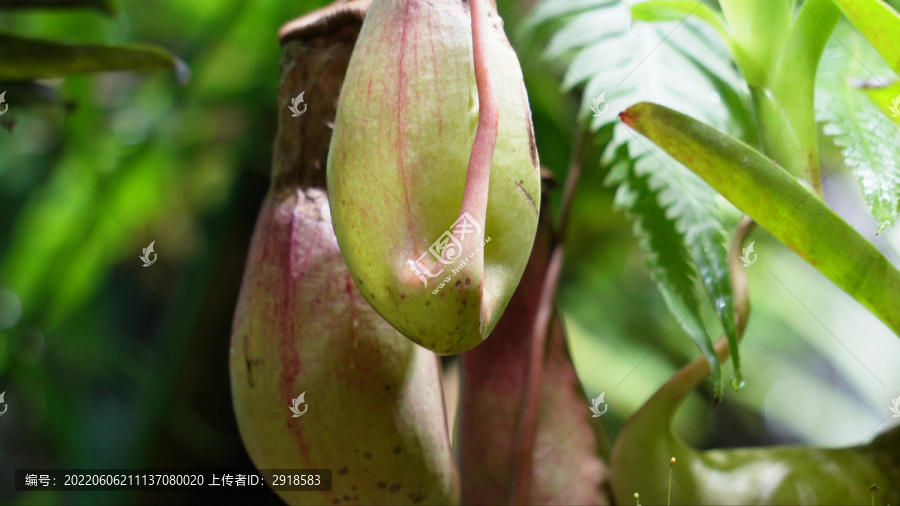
[832,0,900,73]
[621,102,900,337]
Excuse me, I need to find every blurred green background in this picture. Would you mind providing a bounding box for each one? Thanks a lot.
[1,0,898,504]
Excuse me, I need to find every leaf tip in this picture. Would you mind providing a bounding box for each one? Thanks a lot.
[619,108,638,127]
[619,102,654,128]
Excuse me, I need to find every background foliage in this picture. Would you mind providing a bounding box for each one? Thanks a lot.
[1,0,899,504]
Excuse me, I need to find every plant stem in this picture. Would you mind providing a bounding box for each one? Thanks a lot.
[667,457,675,506]
[750,0,838,192]
[718,0,792,86]
[510,123,587,505]
[557,126,590,243]
[718,0,837,191]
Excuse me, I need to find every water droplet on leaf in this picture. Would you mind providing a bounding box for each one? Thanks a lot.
[730,372,745,391]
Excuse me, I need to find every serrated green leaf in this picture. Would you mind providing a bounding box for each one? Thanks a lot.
[815,24,900,231]
[532,0,744,389]
[0,0,115,15]
[526,0,615,27]
[534,0,742,129]
[832,0,900,73]
[627,145,741,396]
[0,34,189,83]
[607,145,723,400]
[676,193,740,390]
[622,101,900,337]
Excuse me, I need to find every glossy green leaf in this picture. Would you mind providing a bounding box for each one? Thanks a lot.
[0,0,115,14]
[607,145,723,400]
[630,1,729,44]
[0,34,189,83]
[832,0,900,73]
[816,23,900,232]
[859,80,900,129]
[621,102,900,336]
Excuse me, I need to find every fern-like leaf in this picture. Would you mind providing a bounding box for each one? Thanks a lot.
[530,0,745,393]
[607,145,722,400]
[815,23,900,233]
